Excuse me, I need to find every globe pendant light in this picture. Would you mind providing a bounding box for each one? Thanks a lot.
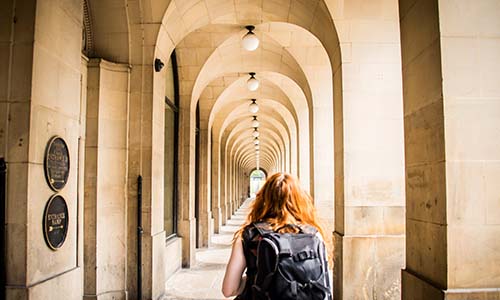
[255,144,260,150]
[247,72,259,91]
[248,99,259,113]
[251,116,259,128]
[253,138,260,145]
[252,128,260,138]
[242,25,259,51]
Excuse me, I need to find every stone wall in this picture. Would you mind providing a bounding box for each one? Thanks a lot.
[2,0,84,299]
[84,58,130,300]
[400,0,500,299]
[327,0,407,298]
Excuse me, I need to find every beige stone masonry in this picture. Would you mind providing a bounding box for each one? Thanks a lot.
[84,58,130,300]
[327,0,406,299]
[400,0,500,298]
[4,0,85,299]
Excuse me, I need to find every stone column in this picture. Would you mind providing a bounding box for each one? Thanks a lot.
[2,1,85,299]
[400,0,500,299]
[236,169,240,208]
[177,100,196,267]
[229,160,234,216]
[224,145,232,220]
[197,126,212,247]
[211,139,222,233]
[84,59,130,300]
[220,146,228,225]
[232,154,235,213]
[331,1,406,299]
[239,170,244,206]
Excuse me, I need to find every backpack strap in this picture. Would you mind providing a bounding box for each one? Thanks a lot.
[309,280,332,297]
[298,224,318,235]
[252,222,273,235]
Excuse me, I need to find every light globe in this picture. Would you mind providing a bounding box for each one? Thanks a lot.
[251,116,259,128]
[248,99,259,113]
[242,26,259,51]
[247,73,259,91]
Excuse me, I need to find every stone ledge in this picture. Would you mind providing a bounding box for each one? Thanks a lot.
[6,267,82,300]
[402,269,500,300]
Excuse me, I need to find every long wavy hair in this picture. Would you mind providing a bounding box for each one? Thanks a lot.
[235,172,325,238]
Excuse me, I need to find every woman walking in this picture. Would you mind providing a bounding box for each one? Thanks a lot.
[222,172,332,300]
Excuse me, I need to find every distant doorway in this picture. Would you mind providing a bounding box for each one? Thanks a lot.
[249,169,266,197]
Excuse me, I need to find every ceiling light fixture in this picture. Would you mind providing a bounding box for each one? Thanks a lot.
[253,138,260,145]
[248,99,259,113]
[242,25,259,51]
[247,72,259,91]
[251,116,259,128]
[252,128,260,138]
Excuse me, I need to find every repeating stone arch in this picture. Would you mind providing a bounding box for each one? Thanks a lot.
[208,77,302,129]
[189,32,314,112]
[260,22,333,112]
[240,151,275,173]
[208,85,299,175]
[139,0,343,281]
[154,0,341,68]
[209,73,308,177]
[217,104,292,151]
[231,127,286,167]
[225,122,285,162]
[232,138,283,173]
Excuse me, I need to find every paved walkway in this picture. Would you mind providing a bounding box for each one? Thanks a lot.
[162,200,251,300]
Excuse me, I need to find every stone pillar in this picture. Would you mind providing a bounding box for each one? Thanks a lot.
[128,59,169,298]
[84,59,130,300]
[211,139,222,233]
[234,163,238,212]
[229,163,238,216]
[237,165,240,209]
[177,99,196,266]
[220,147,228,225]
[239,170,244,206]
[312,103,335,258]
[2,1,84,299]
[197,127,211,247]
[400,0,500,299]
[331,1,406,299]
[230,161,234,216]
[237,169,240,208]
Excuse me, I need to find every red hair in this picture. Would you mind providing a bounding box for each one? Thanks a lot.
[236,172,325,238]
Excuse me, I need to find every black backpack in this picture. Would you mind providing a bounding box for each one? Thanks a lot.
[250,222,332,300]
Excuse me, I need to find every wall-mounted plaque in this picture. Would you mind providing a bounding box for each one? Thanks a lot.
[44,136,70,191]
[43,195,69,250]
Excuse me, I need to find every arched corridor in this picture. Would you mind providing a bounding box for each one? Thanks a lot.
[1,1,500,300]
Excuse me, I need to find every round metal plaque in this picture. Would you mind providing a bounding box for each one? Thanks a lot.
[43,195,69,250]
[44,136,70,191]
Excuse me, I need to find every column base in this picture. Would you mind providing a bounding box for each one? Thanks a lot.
[221,204,227,225]
[6,267,83,300]
[197,212,212,248]
[333,231,404,300]
[213,207,221,233]
[83,291,128,300]
[179,218,196,267]
[402,269,500,300]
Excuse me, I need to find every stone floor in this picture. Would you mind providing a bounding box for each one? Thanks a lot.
[162,200,251,300]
